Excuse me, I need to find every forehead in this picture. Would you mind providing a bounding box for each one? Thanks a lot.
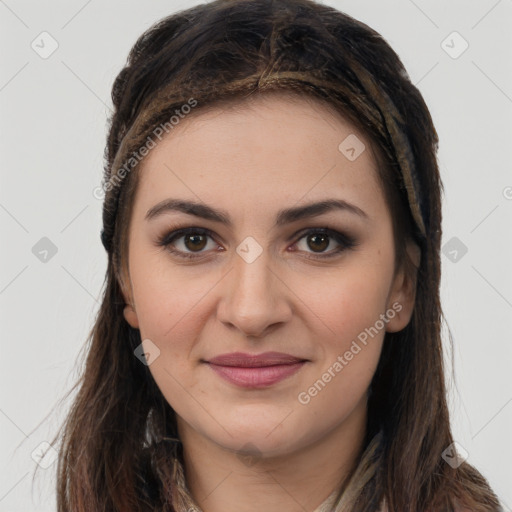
[133,91,385,223]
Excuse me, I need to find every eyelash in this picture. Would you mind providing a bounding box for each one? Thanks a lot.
[156,226,358,261]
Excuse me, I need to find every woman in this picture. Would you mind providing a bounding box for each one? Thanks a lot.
[48,0,503,510]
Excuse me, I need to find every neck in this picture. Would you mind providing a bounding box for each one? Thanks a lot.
[177,396,368,512]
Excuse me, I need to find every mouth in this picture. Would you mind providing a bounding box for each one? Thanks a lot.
[203,351,308,388]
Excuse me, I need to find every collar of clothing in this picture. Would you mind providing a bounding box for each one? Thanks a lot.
[311,490,338,512]
[312,489,387,512]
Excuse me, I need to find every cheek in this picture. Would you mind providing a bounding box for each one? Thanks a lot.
[295,274,387,425]
[129,249,217,346]
[296,260,393,345]
[303,281,386,390]
[292,255,392,404]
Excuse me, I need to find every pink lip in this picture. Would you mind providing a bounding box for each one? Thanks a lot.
[205,351,307,388]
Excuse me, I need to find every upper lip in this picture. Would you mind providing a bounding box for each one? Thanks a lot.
[206,351,307,367]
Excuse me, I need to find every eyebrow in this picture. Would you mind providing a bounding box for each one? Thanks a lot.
[145,198,369,227]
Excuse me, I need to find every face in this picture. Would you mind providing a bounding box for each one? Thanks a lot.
[121,92,418,459]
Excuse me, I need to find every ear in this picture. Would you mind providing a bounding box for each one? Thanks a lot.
[118,273,140,329]
[385,240,421,333]
[124,303,140,329]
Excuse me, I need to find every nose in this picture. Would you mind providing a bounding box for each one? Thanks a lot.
[216,249,293,339]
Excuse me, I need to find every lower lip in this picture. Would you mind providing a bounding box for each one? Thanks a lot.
[206,362,306,388]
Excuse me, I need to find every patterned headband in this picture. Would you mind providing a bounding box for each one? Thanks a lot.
[99,71,428,253]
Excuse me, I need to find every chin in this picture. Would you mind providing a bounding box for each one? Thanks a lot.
[209,414,308,457]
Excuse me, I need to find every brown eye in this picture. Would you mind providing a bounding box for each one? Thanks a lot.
[158,226,357,261]
[183,233,208,252]
[158,227,219,260]
[305,232,330,253]
[293,228,357,259]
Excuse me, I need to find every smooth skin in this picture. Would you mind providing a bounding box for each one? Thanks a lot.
[121,91,420,512]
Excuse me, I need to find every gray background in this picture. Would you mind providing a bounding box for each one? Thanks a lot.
[1,0,511,510]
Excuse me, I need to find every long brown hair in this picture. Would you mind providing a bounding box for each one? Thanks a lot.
[44,0,502,510]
